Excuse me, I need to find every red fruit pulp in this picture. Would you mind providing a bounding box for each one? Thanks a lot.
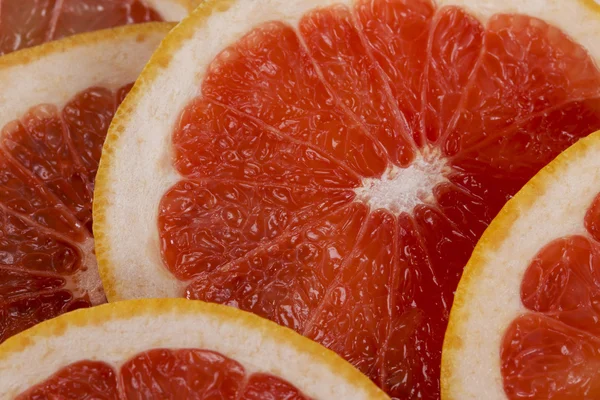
[502,192,600,399]
[17,349,310,399]
[158,0,600,398]
[0,84,132,342]
[0,0,162,55]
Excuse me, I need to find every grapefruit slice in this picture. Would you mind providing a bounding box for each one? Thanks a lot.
[0,298,388,399]
[442,129,600,399]
[95,0,600,398]
[0,23,174,343]
[0,0,194,55]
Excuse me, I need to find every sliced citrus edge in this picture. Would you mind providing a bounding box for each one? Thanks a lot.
[0,21,177,128]
[94,0,600,303]
[0,298,389,399]
[0,22,176,305]
[441,127,600,400]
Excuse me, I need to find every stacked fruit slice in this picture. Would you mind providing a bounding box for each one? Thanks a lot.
[0,0,201,342]
[443,130,600,399]
[95,0,600,398]
[0,0,192,55]
[0,298,387,399]
[0,23,179,343]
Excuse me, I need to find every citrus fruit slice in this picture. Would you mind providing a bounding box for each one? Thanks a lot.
[0,23,174,343]
[442,129,600,399]
[0,0,194,55]
[0,298,388,399]
[95,0,600,398]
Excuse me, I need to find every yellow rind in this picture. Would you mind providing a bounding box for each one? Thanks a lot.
[581,0,600,13]
[441,129,600,399]
[0,22,176,71]
[175,0,203,9]
[93,0,235,302]
[0,298,389,400]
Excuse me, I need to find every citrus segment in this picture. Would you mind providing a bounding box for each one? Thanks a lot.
[159,180,356,281]
[173,99,361,187]
[0,24,173,342]
[421,7,483,144]
[501,314,600,399]
[16,361,120,400]
[445,15,600,155]
[184,203,368,330]
[48,1,162,41]
[97,1,600,399]
[63,87,124,191]
[299,5,416,166]
[202,21,388,178]
[0,0,191,55]
[0,299,388,399]
[0,153,83,239]
[356,0,434,147]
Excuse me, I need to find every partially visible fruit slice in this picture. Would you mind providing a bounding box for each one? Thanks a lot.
[95,0,600,398]
[443,129,600,399]
[0,23,174,343]
[0,0,194,55]
[0,298,388,399]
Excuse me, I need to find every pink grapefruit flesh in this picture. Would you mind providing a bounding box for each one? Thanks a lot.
[501,191,600,398]
[0,0,162,55]
[152,0,600,398]
[0,84,131,342]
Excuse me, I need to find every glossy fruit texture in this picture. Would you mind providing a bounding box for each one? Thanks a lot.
[0,0,161,55]
[16,348,309,399]
[158,0,600,398]
[502,192,600,399]
[0,84,132,342]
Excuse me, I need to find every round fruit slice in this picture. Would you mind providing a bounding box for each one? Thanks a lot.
[0,0,195,55]
[0,23,174,343]
[95,0,600,398]
[442,129,600,399]
[0,298,388,399]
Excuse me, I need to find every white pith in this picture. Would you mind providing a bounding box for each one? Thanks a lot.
[0,300,385,399]
[142,0,191,19]
[0,24,174,305]
[0,25,171,123]
[97,1,600,399]
[355,150,450,214]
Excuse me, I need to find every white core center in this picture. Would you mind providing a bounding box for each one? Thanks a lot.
[354,153,450,214]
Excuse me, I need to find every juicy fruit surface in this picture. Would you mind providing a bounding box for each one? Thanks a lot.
[0,0,161,55]
[0,84,131,342]
[501,192,600,399]
[158,0,600,398]
[16,348,310,399]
